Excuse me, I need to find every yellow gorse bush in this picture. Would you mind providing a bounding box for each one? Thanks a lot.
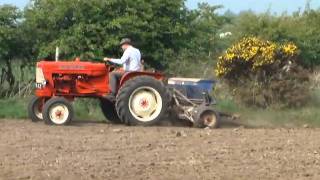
[280,42,298,56]
[216,37,298,77]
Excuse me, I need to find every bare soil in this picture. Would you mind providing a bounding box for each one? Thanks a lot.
[1,119,320,180]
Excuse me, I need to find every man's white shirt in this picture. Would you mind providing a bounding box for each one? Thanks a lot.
[109,46,142,72]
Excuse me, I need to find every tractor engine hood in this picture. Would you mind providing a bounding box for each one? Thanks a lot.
[37,60,107,76]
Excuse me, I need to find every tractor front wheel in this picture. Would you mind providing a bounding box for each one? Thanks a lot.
[43,97,74,126]
[116,76,169,126]
[28,96,44,122]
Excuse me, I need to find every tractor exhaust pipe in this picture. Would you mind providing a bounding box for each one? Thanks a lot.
[55,47,59,61]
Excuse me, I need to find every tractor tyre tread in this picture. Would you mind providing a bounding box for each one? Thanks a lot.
[28,96,43,122]
[99,98,121,124]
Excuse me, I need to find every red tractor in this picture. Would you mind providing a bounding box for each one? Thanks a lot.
[28,58,220,128]
[28,57,170,126]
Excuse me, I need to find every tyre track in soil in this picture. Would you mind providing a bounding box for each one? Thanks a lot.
[0,119,320,180]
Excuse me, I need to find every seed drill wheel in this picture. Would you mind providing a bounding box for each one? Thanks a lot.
[43,97,74,126]
[116,76,170,126]
[194,106,220,129]
[28,96,45,122]
[100,98,121,124]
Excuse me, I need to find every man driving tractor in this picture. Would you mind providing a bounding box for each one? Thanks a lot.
[103,38,142,100]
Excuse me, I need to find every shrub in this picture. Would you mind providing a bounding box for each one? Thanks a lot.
[216,37,310,108]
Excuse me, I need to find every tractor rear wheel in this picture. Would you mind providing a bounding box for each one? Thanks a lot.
[116,76,169,126]
[28,96,44,122]
[193,106,220,129]
[100,98,121,123]
[43,97,74,126]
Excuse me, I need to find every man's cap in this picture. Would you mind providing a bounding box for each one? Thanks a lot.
[119,38,132,46]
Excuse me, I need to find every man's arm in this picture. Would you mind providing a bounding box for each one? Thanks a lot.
[104,51,129,65]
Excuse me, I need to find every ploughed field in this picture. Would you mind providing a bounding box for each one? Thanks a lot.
[0,119,320,180]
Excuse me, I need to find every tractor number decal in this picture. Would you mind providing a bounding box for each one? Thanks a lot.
[59,65,85,70]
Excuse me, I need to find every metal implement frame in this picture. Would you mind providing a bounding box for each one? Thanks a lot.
[171,88,199,123]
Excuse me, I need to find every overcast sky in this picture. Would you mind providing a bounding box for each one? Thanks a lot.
[1,0,320,14]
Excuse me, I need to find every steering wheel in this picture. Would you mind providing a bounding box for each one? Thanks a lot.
[90,57,122,72]
[104,60,125,73]
[103,61,115,71]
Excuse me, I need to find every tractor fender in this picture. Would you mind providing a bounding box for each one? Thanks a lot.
[119,71,165,87]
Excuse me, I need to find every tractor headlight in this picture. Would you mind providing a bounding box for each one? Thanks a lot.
[36,67,46,89]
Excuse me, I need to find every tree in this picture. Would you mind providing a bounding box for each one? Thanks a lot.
[0,5,24,87]
[166,3,227,76]
[188,3,224,56]
[23,0,190,70]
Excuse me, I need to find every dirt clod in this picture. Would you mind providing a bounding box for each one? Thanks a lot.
[112,128,122,133]
[176,131,187,137]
